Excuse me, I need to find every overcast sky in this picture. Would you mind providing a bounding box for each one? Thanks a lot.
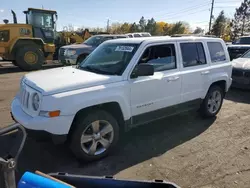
[0,0,242,31]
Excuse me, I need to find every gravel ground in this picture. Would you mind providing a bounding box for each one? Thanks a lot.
[1,62,250,188]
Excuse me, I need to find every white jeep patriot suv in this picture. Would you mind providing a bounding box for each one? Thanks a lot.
[11,36,232,161]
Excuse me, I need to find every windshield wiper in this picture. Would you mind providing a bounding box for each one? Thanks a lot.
[79,65,117,75]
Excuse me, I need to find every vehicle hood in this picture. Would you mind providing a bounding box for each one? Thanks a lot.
[23,66,122,95]
[61,43,93,49]
[228,44,250,49]
[232,58,250,70]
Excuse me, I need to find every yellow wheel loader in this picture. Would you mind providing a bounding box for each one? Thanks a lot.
[0,8,57,71]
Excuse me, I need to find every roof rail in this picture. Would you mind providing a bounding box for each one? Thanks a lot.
[171,34,217,38]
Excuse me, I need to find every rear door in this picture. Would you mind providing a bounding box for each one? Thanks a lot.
[178,41,210,103]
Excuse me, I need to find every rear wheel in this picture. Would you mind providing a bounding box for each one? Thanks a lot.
[200,85,224,118]
[70,110,119,161]
[12,60,17,66]
[15,45,44,71]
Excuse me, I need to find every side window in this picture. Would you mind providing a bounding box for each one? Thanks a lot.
[207,42,226,62]
[138,44,176,72]
[180,42,206,67]
[134,34,141,37]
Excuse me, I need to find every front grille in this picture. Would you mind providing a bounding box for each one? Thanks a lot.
[59,48,66,56]
[245,72,250,77]
[20,86,30,109]
[232,68,250,78]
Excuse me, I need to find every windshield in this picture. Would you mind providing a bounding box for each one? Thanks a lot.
[235,37,250,45]
[79,43,139,75]
[242,50,250,58]
[84,36,111,46]
[31,12,53,29]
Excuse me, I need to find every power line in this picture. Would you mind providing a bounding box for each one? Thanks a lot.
[160,8,209,21]
[155,1,211,19]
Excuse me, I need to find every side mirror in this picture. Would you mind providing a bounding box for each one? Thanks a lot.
[131,64,154,78]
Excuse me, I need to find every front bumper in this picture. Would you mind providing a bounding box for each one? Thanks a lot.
[58,56,77,65]
[11,97,74,138]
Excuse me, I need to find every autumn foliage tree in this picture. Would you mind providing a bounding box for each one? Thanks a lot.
[97,17,191,36]
[232,0,250,39]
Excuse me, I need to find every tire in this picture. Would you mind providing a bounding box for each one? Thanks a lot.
[15,45,44,71]
[70,110,119,161]
[12,60,17,66]
[200,85,224,118]
[76,55,87,65]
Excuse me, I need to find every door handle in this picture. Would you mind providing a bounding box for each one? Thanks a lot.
[201,71,210,75]
[167,76,180,82]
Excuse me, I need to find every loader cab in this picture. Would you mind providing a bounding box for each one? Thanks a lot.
[24,8,57,43]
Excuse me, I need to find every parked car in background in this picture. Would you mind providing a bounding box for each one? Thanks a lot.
[228,36,250,60]
[58,34,128,65]
[125,32,151,38]
[231,49,250,89]
[11,36,232,161]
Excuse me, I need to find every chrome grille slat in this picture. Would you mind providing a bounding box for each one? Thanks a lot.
[26,92,30,108]
[20,84,30,109]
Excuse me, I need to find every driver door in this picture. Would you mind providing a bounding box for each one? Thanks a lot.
[129,42,181,125]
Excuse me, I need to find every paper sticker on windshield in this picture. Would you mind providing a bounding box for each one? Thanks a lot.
[115,46,134,52]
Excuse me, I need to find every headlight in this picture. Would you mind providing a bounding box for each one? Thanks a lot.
[66,49,76,56]
[32,93,40,111]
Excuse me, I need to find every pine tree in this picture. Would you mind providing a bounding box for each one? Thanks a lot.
[232,0,250,38]
[211,11,226,37]
[145,18,156,35]
[139,16,146,32]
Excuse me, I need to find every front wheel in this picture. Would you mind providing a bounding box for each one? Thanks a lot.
[15,45,44,71]
[200,85,224,118]
[70,110,119,161]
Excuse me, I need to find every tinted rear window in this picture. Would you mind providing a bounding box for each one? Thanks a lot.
[207,42,226,62]
[236,37,250,44]
[180,42,206,67]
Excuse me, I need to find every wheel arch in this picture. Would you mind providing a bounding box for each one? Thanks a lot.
[68,101,126,137]
[11,38,44,57]
[207,79,227,98]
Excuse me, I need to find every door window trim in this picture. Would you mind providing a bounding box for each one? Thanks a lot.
[207,41,227,63]
[178,41,209,70]
[129,42,179,79]
[180,42,207,68]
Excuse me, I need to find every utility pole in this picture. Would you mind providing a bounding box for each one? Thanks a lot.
[107,19,110,33]
[208,0,215,34]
